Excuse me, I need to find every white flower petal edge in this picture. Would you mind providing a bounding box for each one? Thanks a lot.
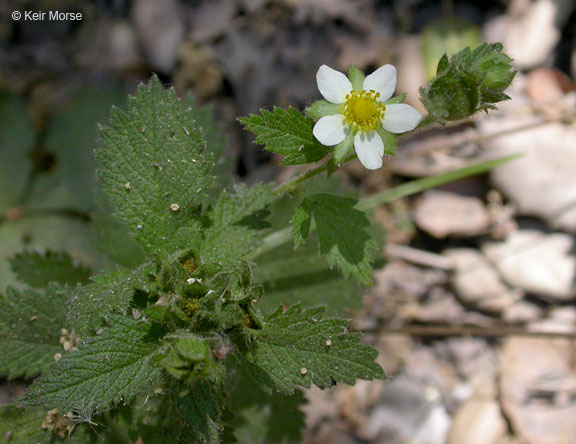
[354,131,384,170]
[381,104,422,134]
[362,65,396,102]
[313,115,349,146]
[316,65,353,104]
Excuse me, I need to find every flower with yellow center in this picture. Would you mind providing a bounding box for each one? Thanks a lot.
[312,64,422,170]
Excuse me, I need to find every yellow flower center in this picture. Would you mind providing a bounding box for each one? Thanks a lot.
[343,90,386,132]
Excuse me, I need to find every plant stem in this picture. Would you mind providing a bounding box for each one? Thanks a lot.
[356,154,521,211]
[272,153,357,196]
[250,154,520,259]
[367,324,576,339]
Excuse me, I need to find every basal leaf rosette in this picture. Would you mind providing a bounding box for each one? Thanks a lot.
[307,65,422,170]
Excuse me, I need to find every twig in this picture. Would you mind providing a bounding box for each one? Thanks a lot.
[385,244,454,270]
[366,324,576,339]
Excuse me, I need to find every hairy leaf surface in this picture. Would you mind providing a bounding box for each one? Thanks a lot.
[291,193,376,285]
[176,381,222,444]
[67,263,156,336]
[21,317,162,413]
[239,107,328,165]
[420,43,516,123]
[97,76,214,260]
[0,285,68,379]
[247,304,385,393]
[201,184,274,266]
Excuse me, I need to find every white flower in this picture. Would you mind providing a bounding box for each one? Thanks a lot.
[312,64,422,170]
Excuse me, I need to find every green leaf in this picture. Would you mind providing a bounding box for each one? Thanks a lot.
[246,304,385,393]
[255,241,364,316]
[21,316,163,413]
[0,91,34,209]
[43,87,126,210]
[9,250,90,288]
[0,285,68,379]
[0,405,97,443]
[420,43,516,123]
[96,76,214,260]
[200,184,274,266]
[290,194,376,285]
[228,366,306,444]
[91,204,147,268]
[67,262,156,336]
[175,381,222,444]
[0,405,50,443]
[239,107,329,165]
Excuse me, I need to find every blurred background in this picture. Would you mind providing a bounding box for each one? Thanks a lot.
[1,0,576,443]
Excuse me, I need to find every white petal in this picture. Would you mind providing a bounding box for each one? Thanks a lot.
[313,115,349,146]
[363,65,396,101]
[316,65,352,104]
[354,131,384,170]
[381,104,422,133]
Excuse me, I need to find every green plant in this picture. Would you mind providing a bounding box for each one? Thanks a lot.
[0,44,515,443]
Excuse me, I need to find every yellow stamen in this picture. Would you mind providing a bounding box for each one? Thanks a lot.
[343,90,386,132]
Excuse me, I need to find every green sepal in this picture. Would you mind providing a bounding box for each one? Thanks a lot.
[383,93,406,105]
[347,65,365,91]
[377,129,397,155]
[326,157,339,178]
[333,130,355,164]
[305,100,342,120]
[420,43,516,124]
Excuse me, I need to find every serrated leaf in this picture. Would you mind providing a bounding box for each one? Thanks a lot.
[0,285,68,379]
[96,76,214,260]
[246,304,385,393]
[200,184,274,266]
[239,107,329,165]
[9,250,90,288]
[290,193,376,285]
[175,381,222,444]
[20,317,163,413]
[67,262,156,336]
[420,43,515,123]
